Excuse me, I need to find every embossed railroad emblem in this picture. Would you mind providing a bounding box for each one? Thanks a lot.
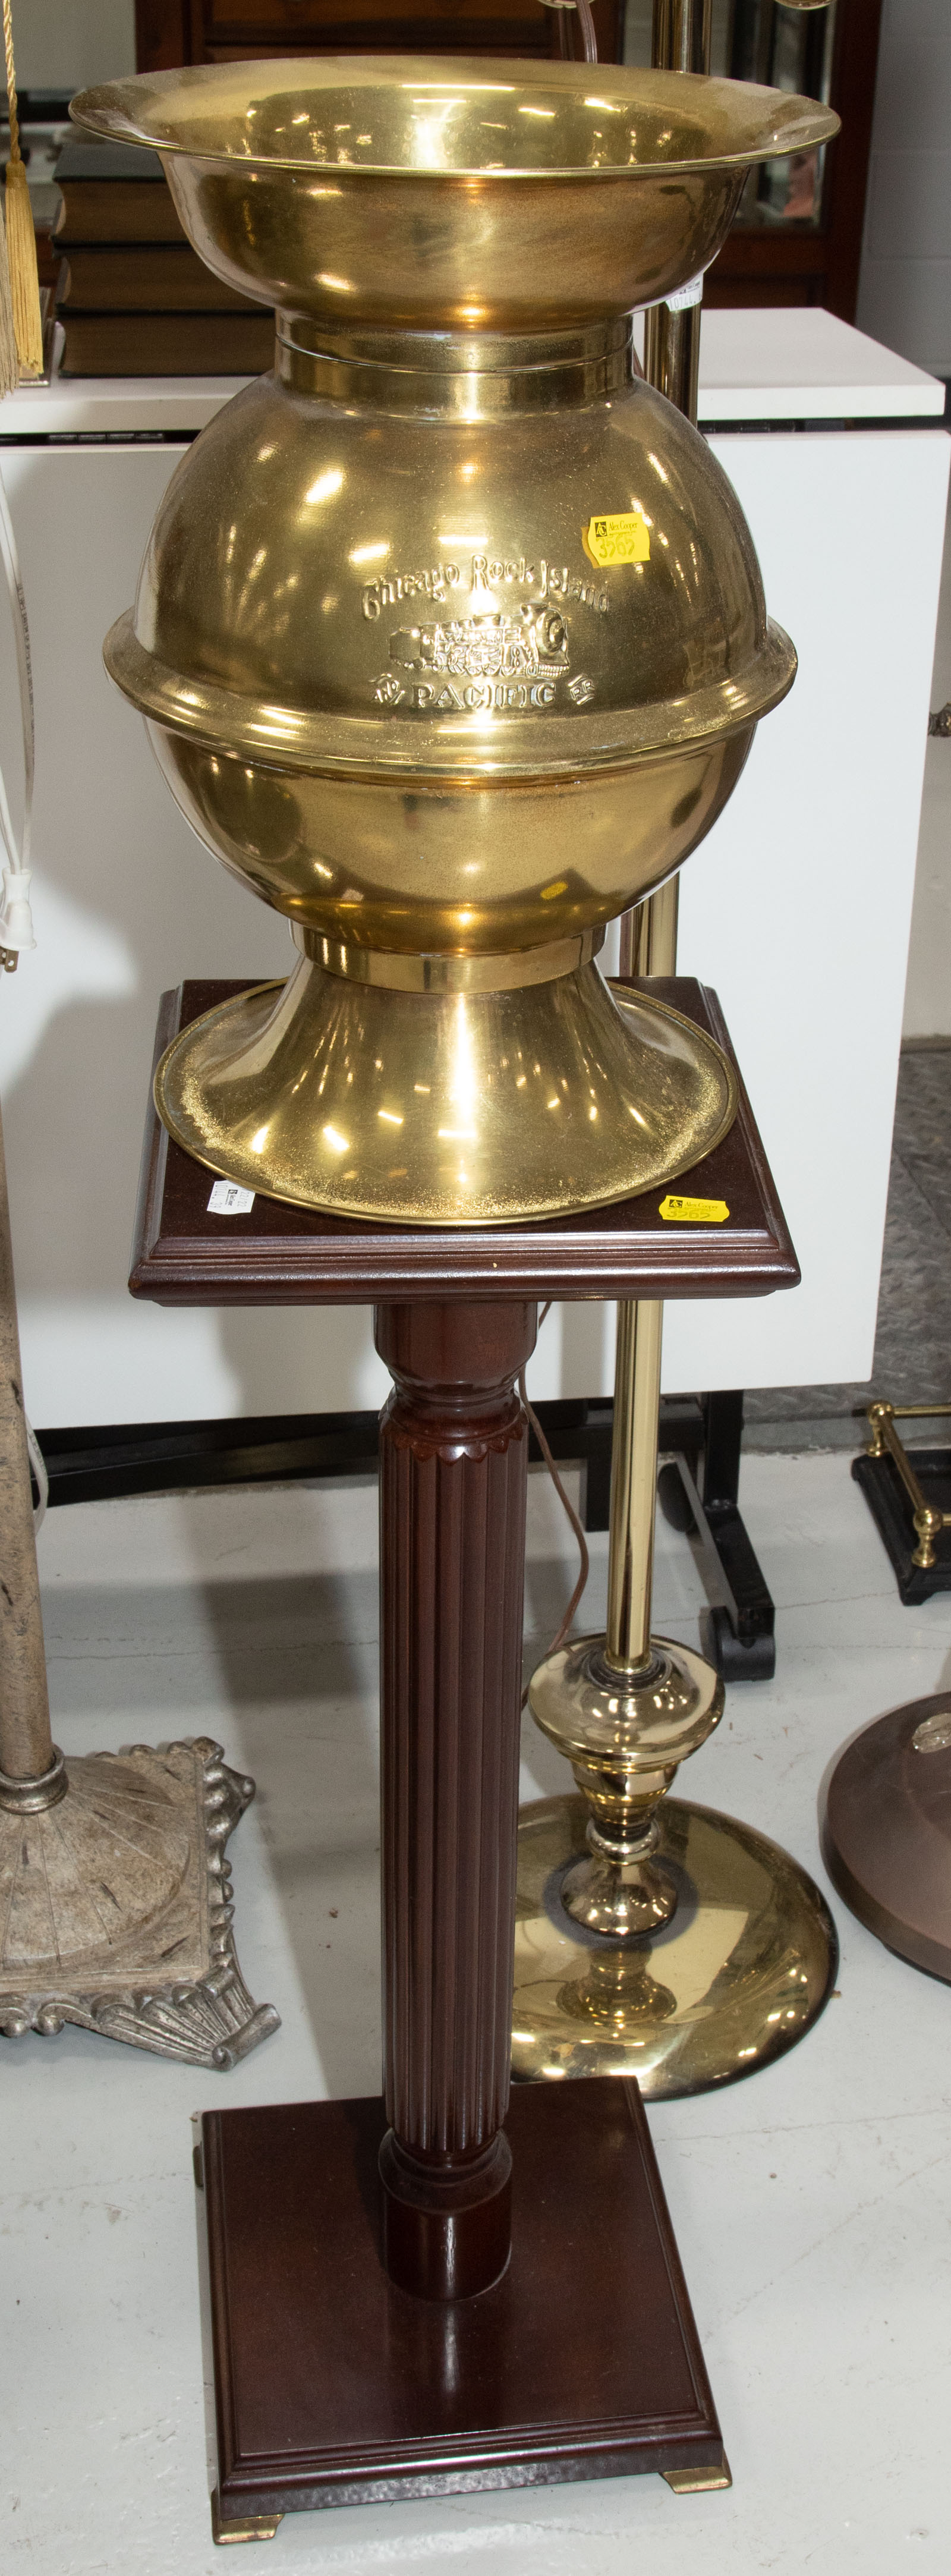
[371,608,586,710]
[391,609,568,682]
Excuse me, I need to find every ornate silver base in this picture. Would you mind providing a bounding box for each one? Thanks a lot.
[0,1735,280,2067]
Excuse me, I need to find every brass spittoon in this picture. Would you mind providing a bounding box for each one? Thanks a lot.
[73,58,836,1228]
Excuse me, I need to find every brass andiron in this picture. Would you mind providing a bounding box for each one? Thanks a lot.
[864,1399,951,1571]
[512,0,838,2097]
[70,56,836,1229]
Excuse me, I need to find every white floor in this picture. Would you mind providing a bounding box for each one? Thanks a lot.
[4,1451,951,2576]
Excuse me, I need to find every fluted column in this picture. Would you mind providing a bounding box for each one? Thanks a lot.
[374,1298,537,2300]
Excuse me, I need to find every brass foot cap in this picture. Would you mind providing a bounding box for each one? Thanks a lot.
[211,2492,283,2545]
[662,2453,732,2494]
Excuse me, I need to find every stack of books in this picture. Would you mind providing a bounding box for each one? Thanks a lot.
[53,139,274,376]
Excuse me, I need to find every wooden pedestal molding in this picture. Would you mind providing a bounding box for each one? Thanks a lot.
[200,2078,729,2523]
[131,977,798,2528]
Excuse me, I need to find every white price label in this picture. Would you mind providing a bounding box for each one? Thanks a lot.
[666,274,704,312]
[207,1179,256,1215]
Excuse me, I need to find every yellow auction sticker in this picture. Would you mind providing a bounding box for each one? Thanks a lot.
[582,511,650,568]
[659,1194,729,1224]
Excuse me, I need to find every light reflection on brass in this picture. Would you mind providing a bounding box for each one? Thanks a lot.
[73,59,833,1222]
[556,1946,678,2032]
[512,1795,838,2097]
[155,970,738,1225]
[72,61,837,335]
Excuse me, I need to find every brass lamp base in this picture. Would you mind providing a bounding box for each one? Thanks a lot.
[528,1631,725,1936]
[0,1737,281,2065]
[512,1793,837,2098]
[154,954,737,1228]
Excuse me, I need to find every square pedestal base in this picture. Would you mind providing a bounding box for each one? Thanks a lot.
[201,2076,726,2530]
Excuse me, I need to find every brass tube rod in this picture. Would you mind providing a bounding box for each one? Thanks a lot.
[607,0,709,1679]
[604,1298,665,1671]
[638,0,708,417]
[643,298,702,427]
[868,1404,950,1530]
[0,1092,54,1784]
[652,0,712,71]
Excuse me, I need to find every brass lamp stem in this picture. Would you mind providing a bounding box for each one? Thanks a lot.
[640,0,710,417]
[606,0,708,1687]
[604,1299,664,1674]
[652,0,712,71]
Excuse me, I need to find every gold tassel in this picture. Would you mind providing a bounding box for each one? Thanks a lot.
[0,200,19,397]
[3,0,42,379]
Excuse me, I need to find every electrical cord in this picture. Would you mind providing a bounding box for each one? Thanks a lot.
[540,0,598,67]
[519,1301,591,1708]
[27,1418,47,1531]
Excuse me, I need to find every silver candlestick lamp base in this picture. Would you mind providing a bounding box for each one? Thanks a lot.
[0,1735,280,2066]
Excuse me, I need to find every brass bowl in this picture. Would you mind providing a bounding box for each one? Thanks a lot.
[72,59,838,334]
[75,61,823,1223]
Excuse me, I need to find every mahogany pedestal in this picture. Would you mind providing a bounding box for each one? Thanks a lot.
[131,977,798,2531]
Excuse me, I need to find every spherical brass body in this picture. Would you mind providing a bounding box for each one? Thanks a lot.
[74,61,834,1223]
[108,323,788,957]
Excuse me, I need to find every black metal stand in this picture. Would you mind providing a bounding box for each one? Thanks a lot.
[34,1388,777,1680]
[657,1390,777,1681]
[852,1445,951,1605]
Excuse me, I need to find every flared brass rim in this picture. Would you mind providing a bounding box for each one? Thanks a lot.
[106,609,796,781]
[153,975,739,1226]
[72,62,839,183]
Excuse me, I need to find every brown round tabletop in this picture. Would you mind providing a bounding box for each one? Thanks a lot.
[821,1693,951,1982]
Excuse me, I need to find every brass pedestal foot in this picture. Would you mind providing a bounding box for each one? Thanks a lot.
[512,1791,837,2097]
[663,2455,733,2494]
[0,1737,281,2066]
[212,2492,284,2545]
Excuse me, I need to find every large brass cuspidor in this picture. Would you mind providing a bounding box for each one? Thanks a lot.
[74,60,835,1225]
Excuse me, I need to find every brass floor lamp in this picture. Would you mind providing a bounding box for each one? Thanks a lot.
[512,0,839,2100]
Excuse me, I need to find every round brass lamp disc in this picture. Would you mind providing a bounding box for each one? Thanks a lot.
[512,1794,838,2098]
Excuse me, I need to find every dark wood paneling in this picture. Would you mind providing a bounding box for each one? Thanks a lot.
[138,0,622,66]
[133,0,877,319]
[703,0,884,322]
[823,0,884,322]
[136,0,190,73]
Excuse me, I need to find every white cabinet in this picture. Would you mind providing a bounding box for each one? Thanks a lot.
[0,312,944,1425]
